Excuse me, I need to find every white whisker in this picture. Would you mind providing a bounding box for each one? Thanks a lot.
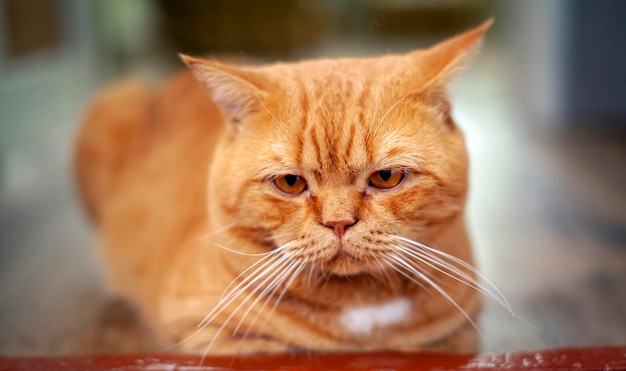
[371,254,393,285]
[217,253,278,304]
[391,234,514,316]
[382,254,432,293]
[251,85,287,129]
[216,242,292,303]
[231,259,300,335]
[306,263,314,289]
[260,263,305,326]
[198,255,278,329]
[393,243,509,311]
[198,251,292,329]
[162,250,287,352]
[386,253,483,338]
[371,86,424,138]
[190,222,238,243]
[208,240,281,257]
[201,253,296,356]
[241,261,305,348]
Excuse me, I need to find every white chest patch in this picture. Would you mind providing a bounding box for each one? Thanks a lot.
[340,297,412,335]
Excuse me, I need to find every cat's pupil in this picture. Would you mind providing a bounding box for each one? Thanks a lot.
[285,175,298,187]
[379,170,392,181]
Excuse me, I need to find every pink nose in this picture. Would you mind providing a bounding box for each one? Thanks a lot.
[323,220,356,239]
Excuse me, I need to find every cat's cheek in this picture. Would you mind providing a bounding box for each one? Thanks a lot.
[253,194,302,226]
[370,186,428,222]
[235,190,311,245]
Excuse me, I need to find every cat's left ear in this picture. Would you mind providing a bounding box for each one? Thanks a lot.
[405,18,492,126]
[180,54,268,125]
[412,18,493,88]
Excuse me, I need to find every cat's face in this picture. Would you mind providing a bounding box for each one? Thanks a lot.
[184,20,488,279]
[212,61,468,277]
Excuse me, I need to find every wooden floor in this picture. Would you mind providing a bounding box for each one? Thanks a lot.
[0,49,624,355]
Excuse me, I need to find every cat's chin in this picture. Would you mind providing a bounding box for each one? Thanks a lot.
[324,249,371,276]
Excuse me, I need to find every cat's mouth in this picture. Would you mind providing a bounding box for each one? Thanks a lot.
[336,246,356,260]
[326,246,368,275]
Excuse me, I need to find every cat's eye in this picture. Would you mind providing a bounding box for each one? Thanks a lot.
[273,174,307,195]
[368,170,405,190]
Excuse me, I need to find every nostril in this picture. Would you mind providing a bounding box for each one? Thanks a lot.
[323,219,356,239]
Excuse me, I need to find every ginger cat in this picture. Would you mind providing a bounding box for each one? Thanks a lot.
[75,20,501,354]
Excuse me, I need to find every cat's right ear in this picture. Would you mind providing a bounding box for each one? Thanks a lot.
[180,54,267,124]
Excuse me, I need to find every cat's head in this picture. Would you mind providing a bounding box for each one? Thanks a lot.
[182,20,491,279]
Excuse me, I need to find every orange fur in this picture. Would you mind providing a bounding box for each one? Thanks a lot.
[75,20,492,354]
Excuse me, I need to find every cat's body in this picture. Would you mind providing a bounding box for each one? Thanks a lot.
[75,20,492,354]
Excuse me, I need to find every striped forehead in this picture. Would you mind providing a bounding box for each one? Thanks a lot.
[286,71,380,182]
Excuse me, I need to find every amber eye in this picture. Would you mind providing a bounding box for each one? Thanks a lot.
[368,170,405,190]
[273,174,307,195]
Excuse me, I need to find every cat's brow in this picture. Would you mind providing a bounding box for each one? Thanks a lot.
[371,152,423,173]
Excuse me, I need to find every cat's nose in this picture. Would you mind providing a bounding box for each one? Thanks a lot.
[323,219,356,239]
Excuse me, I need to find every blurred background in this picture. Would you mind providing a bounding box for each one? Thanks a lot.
[0,0,624,355]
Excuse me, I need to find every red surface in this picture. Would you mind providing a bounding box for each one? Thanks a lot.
[1,347,625,370]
